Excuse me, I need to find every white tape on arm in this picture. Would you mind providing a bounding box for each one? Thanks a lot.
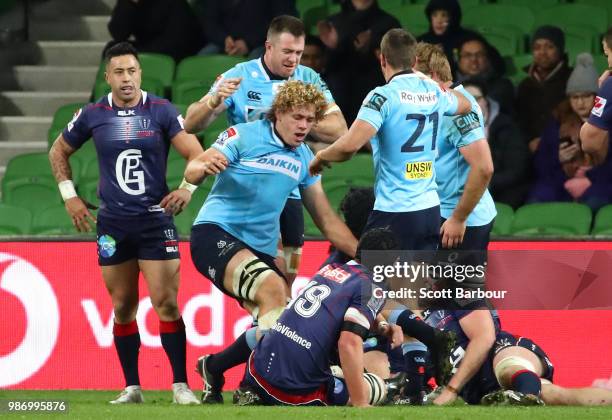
[58,180,77,201]
[178,178,198,194]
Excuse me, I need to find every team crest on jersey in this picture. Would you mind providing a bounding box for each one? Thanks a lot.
[318,264,351,283]
[363,93,387,112]
[592,96,607,117]
[215,127,239,146]
[140,118,151,129]
[405,161,433,180]
[453,111,481,135]
[67,108,82,132]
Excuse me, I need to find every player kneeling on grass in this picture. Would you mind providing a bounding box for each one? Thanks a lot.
[236,228,404,407]
[184,80,358,403]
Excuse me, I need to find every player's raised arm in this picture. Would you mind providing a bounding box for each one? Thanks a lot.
[49,134,97,232]
[301,180,358,258]
[183,77,241,134]
[184,147,229,186]
[309,103,348,144]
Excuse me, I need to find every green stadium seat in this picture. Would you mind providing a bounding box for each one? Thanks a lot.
[94,77,165,100]
[324,178,375,211]
[476,25,523,56]
[172,80,208,106]
[138,53,175,90]
[591,205,612,236]
[203,112,230,148]
[495,0,560,12]
[593,55,609,74]
[507,54,531,85]
[510,202,592,237]
[0,203,32,235]
[393,4,429,37]
[303,208,321,237]
[490,202,514,237]
[2,181,61,210]
[296,0,326,18]
[463,5,535,35]
[535,4,608,34]
[303,4,331,35]
[78,178,99,207]
[166,157,186,187]
[564,25,598,63]
[174,206,197,236]
[175,55,245,84]
[575,0,612,25]
[3,152,81,185]
[321,154,374,187]
[31,204,79,235]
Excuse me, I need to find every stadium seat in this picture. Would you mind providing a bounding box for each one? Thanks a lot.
[535,4,608,34]
[203,112,230,148]
[475,25,523,56]
[393,4,429,37]
[564,25,598,63]
[31,204,82,235]
[174,206,197,236]
[49,102,86,134]
[172,80,208,106]
[324,178,374,211]
[593,55,609,74]
[490,202,514,237]
[463,5,535,35]
[138,53,175,90]
[510,202,592,237]
[3,152,81,186]
[303,208,321,237]
[2,181,61,211]
[321,154,374,187]
[175,55,245,85]
[78,178,99,207]
[0,203,32,235]
[575,0,612,25]
[506,54,531,85]
[495,0,560,12]
[591,205,612,236]
[166,157,186,187]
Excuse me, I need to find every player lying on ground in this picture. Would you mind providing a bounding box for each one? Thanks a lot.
[184,80,358,403]
[237,228,404,407]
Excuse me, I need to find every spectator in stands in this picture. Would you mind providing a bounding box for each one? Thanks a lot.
[317,0,400,123]
[196,0,297,58]
[516,25,572,153]
[464,79,530,209]
[417,0,478,72]
[528,53,612,212]
[301,35,327,76]
[106,0,204,63]
[456,35,515,115]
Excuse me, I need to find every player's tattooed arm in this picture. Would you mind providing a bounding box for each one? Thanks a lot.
[49,135,76,181]
[309,104,348,144]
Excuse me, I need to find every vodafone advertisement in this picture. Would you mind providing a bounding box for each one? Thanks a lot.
[1,240,611,390]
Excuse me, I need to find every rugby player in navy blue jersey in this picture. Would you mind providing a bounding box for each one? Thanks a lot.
[239,228,404,407]
[49,42,203,405]
[185,80,358,404]
[184,15,349,287]
[420,304,612,406]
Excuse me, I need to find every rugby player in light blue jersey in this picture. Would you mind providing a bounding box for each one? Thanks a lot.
[184,15,348,284]
[184,81,357,403]
[413,42,496,250]
[310,28,471,252]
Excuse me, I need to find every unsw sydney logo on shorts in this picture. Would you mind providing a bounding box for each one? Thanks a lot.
[405,161,433,180]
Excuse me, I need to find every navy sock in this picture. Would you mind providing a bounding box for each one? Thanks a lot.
[402,343,428,399]
[510,370,542,396]
[113,321,141,387]
[207,332,250,376]
[396,310,436,348]
[160,318,187,384]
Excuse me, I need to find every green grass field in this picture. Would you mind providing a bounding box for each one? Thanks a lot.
[1,391,612,419]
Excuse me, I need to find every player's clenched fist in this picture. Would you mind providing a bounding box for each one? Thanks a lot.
[208,77,242,107]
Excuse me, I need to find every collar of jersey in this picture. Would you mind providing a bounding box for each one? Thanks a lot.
[106,90,147,108]
[270,122,299,151]
[388,69,415,83]
[258,57,289,81]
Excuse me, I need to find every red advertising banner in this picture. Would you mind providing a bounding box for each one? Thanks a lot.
[0,241,611,390]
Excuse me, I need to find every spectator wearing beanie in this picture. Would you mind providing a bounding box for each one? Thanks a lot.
[528,53,612,212]
[516,25,572,153]
[417,0,479,71]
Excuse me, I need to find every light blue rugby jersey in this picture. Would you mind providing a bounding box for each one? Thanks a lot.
[436,85,496,226]
[193,119,320,257]
[209,58,334,200]
[356,71,459,212]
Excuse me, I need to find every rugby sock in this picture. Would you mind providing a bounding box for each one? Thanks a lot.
[113,320,141,386]
[160,318,187,384]
[391,309,436,348]
[206,332,251,376]
[510,370,542,396]
[402,342,428,400]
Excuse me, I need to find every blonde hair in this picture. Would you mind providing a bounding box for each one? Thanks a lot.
[414,42,452,83]
[268,80,327,122]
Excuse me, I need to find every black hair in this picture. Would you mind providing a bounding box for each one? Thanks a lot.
[305,34,325,50]
[339,187,375,238]
[104,41,139,64]
[355,228,400,268]
[462,77,488,98]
